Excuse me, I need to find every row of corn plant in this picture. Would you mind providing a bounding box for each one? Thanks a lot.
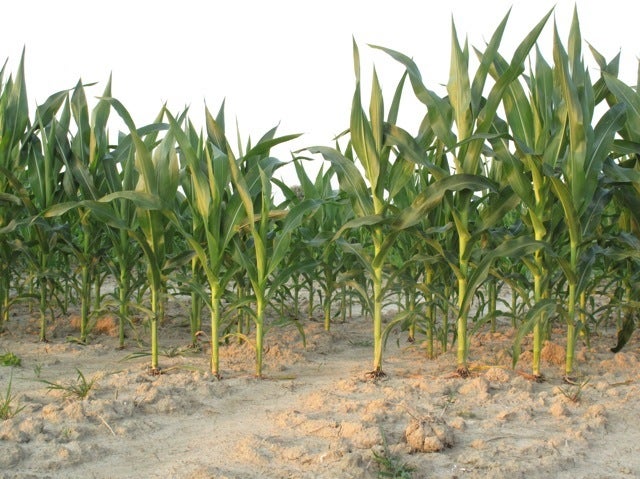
[0,6,639,380]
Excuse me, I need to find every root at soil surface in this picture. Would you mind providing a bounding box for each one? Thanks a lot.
[365,369,387,380]
[455,366,471,378]
[516,370,546,382]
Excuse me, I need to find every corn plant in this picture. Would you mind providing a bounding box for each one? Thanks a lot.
[164,104,249,378]
[310,39,496,377]
[547,16,624,380]
[228,127,320,377]
[88,100,180,373]
[47,111,147,349]
[489,46,563,378]
[275,161,348,330]
[47,79,115,343]
[598,59,640,353]
[7,83,72,341]
[373,10,551,376]
[0,8,638,383]
[0,54,30,331]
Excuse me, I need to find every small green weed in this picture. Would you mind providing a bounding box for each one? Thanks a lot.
[558,377,590,403]
[1,352,21,367]
[373,428,414,479]
[0,372,25,420]
[41,368,97,400]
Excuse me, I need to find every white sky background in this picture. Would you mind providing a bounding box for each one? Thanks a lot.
[2,0,639,185]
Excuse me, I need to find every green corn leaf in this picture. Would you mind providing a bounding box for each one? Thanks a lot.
[589,43,620,104]
[568,6,583,86]
[512,298,558,367]
[71,80,91,165]
[611,139,640,157]
[0,192,20,206]
[386,70,407,131]
[448,18,472,141]
[244,133,302,159]
[205,102,227,150]
[372,230,401,270]
[611,313,636,353]
[90,75,112,165]
[603,73,640,141]
[0,219,19,235]
[152,128,179,202]
[603,156,640,183]
[471,9,552,169]
[580,187,613,239]
[335,238,374,277]
[350,74,381,199]
[66,155,98,200]
[612,184,640,226]
[103,97,158,195]
[28,90,68,137]
[478,187,520,231]
[387,154,415,199]
[44,199,128,230]
[471,10,510,116]
[1,49,29,154]
[99,190,162,210]
[166,110,211,221]
[395,174,496,230]
[333,214,387,240]
[502,154,535,209]
[307,145,373,217]
[575,245,599,296]
[553,23,588,212]
[268,199,321,277]
[588,102,626,184]
[384,124,448,180]
[483,48,534,150]
[227,150,254,224]
[555,255,577,285]
[548,175,581,252]
[371,45,457,149]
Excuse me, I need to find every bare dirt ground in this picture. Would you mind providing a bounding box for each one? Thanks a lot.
[1,297,639,479]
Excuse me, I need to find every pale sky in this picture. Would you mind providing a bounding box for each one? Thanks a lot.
[2,0,638,183]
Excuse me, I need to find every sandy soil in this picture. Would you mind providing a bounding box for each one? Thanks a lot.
[1,298,639,479]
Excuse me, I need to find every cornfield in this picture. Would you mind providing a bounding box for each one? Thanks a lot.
[1,7,639,387]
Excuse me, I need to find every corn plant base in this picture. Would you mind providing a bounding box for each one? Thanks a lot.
[365,368,387,380]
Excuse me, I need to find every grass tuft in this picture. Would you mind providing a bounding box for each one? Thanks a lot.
[372,427,414,479]
[41,368,97,400]
[0,371,25,420]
